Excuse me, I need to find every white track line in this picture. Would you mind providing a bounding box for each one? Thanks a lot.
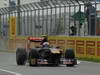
[0,68,21,75]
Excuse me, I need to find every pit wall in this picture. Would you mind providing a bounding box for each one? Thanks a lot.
[0,36,100,60]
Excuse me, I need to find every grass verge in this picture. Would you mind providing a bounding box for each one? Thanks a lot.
[77,57,100,63]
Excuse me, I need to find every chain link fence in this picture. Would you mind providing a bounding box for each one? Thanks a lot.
[0,0,100,37]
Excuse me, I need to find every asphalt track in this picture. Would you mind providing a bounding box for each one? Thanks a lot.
[0,52,100,75]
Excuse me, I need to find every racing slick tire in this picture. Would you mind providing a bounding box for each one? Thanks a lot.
[66,59,77,67]
[29,49,39,66]
[16,48,27,65]
[65,48,75,67]
[65,48,75,59]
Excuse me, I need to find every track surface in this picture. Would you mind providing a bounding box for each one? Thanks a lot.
[0,52,100,75]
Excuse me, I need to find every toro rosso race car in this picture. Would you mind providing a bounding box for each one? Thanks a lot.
[16,37,77,67]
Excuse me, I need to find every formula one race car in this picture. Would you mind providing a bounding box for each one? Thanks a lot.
[16,37,77,67]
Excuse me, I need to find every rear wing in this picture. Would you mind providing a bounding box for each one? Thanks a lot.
[28,37,43,42]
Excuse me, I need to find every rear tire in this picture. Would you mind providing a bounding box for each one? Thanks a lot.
[16,48,27,65]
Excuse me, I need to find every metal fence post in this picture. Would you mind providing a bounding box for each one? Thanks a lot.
[17,0,21,35]
[0,13,1,36]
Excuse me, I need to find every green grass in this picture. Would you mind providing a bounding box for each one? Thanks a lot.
[77,57,100,63]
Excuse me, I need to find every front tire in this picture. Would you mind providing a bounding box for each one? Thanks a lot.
[65,48,75,67]
[65,48,75,59]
